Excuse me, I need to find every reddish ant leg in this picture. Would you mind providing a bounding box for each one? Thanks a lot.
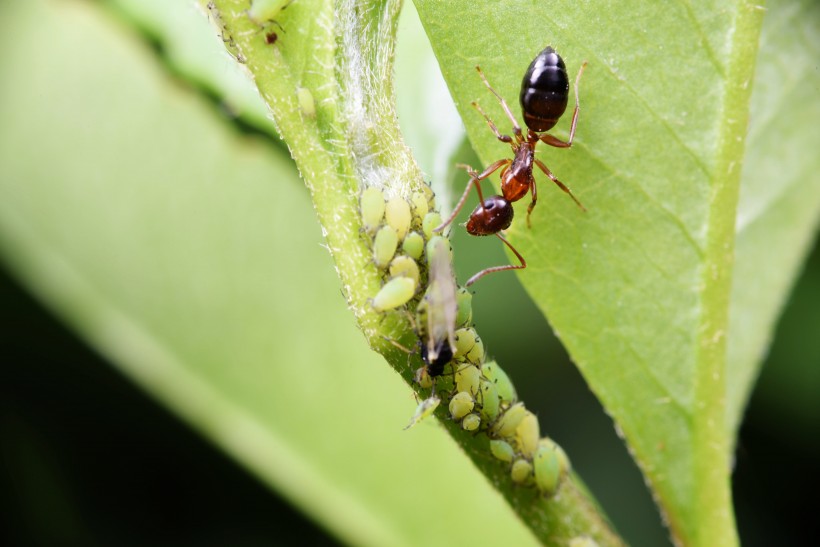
[533,158,586,213]
[537,61,587,148]
[475,66,524,141]
[434,159,511,233]
[471,101,514,145]
[465,233,527,287]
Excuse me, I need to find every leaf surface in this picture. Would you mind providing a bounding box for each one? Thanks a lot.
[412,1,798,544]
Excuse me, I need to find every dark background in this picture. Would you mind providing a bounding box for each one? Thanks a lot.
[2,231,817,546]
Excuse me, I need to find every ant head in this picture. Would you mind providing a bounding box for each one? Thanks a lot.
[466,196,514,236]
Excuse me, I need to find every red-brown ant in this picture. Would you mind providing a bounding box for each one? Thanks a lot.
[437,47,587,286]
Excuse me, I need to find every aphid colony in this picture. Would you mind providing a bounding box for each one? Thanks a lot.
[361,185,570,497]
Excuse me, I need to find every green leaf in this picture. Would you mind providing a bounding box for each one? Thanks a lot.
[726,0,820,435]
[412,0,816,544]
[0,1,538,545]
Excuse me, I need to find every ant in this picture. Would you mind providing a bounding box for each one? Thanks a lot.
[437,46,588,286]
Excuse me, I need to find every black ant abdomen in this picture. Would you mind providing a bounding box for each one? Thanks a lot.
[520,46,570,133]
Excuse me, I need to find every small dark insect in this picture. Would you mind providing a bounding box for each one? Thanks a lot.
[415,237,458,382]
[437,46,587,286]
[265,31,278,45]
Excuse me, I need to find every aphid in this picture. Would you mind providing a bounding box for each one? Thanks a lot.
[410,191,429,225]
[454,363,481,396]
[465,335,485,365]
[373,226,399,269]
[401,231,424,260]
[360,187,386,234]
[372,277,415,312]
[437,46,588,286]
[297,88,316,118]
[482,360,517,404]
[422,212,443,240]
[455,287,473,327]
[515,411,540,459]
[404,395,440,430]
[533,438,562,495]
[478,379,500,422]
[510,458,534,484]
[491,402,527,438]
[389,256,421,287]
[449,391,475,420]
[385,197,413,240]
[461,413,481,431]
[265,31,278,45]
[452,327,478,359]
[489,439,515,463]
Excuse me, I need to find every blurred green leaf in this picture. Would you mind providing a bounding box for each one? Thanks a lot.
[726,0,820,435]
[411,0,817,544]
[0,1,539,545]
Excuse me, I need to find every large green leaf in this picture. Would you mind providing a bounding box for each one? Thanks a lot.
[726,0,820,435]
[413,0,820,545]
[0,1,538,545]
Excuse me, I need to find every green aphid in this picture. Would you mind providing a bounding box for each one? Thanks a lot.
[489,439,515,463]
[248,0,293,23]
[534,438,563,495]
[385,196,412,241]
[465,335,485,365]
[449,391,474,420]
[425,235,452,263]
[415,237,458,377]
[454,363,481,396]
[510,458,533,484]
[360,187,386,234]
[515,411,540,460]
[373,226,399,269]
[455,288,473,327]
[482,360,517,404]
[491,402,527,438]
[422,212,443,240]
[389,255,420,287]
[478,379,500,422]
[462,413,481,431]
[401,231,424,260]
[452,327,478,359]
[372,277,415,312]
[404,395,440,430]
[420,182,436,211]
[297,87,315,118]
[410,191,428,225]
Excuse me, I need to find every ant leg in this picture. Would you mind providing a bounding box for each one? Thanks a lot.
[527,177,538,229]
[534,158,586,212]
[435,160,511,232]
[465,233,527,287]
[475,66,524,141]
[472,102,514,144]
[538,61,588,148]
